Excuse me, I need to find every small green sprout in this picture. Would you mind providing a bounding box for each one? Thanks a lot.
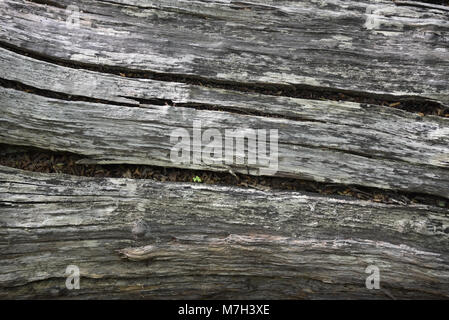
[193,176,202,183]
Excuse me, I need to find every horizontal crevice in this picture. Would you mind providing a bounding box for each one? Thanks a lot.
[24,0,99,15]
[0,144,447,209]
[123,95,326,123]
[0,78,138,108]
[0,78,324,122]
[24,0,66,9]
[0,41,447,118]
[394,0,449,10]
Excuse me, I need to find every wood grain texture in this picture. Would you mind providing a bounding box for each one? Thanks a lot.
[1,86,449,198]
[1,0,448,199]
[0,0,448,105]
[1,0,449,300]
[1,166,448,299]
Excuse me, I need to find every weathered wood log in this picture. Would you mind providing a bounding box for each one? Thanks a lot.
[0,0,448,105]
[2,86,449,198]
[1,1,449,199]
[1,0,449,300]
[1,166,448,299]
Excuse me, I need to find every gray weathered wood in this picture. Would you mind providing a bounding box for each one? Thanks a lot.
[1,166,448,299]
[1,0,449,300]
[1,0,448,199]
[1,44,449,130]
[1,86,449,199]
[0,0,448,105]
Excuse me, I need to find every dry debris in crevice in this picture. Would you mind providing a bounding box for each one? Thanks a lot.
[0,144,447,209]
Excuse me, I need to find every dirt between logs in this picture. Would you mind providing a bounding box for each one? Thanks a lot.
[1,144,447,209]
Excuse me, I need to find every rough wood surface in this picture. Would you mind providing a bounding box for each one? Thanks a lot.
[1,0,449,299]
[1,166,448,299]
[0,0,448,105]
[1,0,449,199]
[2,86,449,199]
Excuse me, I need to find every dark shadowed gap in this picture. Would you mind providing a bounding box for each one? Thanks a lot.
[0,144,447,208]
[0,78,325,122]
[394,0,449,7]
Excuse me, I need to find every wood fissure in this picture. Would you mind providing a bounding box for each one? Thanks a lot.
[394,1,449,11]
[1,144,448,208]
[0,78,327,123]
